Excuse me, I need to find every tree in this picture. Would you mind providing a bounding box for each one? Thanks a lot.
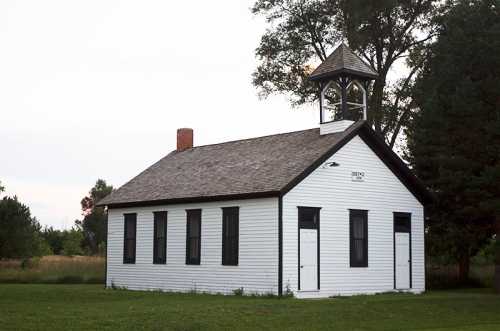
[406,0,500,288]
[41,226,65,255]
[0,196,45,258]
[75,179,113,255]
[61,228,84,256]
[0,181,4,193]
[252,0,438,147]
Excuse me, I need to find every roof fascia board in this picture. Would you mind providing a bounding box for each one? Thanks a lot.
[310,68,378,81]
[102,191,280,209]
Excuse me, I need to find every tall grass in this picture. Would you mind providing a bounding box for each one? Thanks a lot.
[0,255,105,284]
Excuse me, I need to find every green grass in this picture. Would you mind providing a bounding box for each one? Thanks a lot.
[0,255,104,284]
[1,285,499,330]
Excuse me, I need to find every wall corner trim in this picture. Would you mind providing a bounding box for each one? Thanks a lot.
[278,195,283,296]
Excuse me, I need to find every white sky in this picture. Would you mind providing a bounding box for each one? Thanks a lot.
[0,0,320,229]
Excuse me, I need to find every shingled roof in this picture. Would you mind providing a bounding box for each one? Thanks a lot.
[309,43,378,81]
[98,121,431,208]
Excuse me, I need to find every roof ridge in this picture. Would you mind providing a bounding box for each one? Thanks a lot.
[179,127,320,151]
[309,43,378,80]
[102,127,323,204]
[339,43,346,68]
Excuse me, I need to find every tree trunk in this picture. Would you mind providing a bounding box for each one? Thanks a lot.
[458,252,470,284]
[369,79,384,134]
[495,215,500,294]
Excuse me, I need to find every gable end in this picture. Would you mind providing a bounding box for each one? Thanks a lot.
[281,123,432,206]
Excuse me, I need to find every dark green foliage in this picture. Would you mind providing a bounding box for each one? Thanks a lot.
[0,181,4,193]
[252,0,437,147]
[0,196,45,259]
[1,285,500,330]
[41,227,87,256]
[61,229,84,256]
[472,239,497,266]
[41,226,65,255]
[75,179,113,255]
[407,0,500,283]
[232,287,244,296]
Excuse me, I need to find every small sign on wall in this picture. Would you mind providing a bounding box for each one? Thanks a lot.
[351,171,365,182]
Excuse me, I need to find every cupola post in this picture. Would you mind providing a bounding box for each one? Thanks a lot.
[309,43,378,134]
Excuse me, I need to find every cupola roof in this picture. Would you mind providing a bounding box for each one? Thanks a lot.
[309,43,378,81]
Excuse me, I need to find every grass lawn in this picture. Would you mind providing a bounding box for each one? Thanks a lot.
[1,285,499,330]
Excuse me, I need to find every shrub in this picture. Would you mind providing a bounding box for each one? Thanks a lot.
[233,287,244,296]
[283,282,294,298]
[20,257,41,269]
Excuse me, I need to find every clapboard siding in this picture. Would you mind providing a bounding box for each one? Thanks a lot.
[283,136,425,298]
[107,198,278,294]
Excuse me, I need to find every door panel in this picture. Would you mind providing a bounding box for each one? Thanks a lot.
[395,232,410,289]
[300,229,317,291]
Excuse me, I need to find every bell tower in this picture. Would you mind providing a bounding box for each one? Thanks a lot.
[309,43,378,134]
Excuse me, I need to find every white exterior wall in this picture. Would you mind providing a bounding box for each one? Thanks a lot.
[107,197,278,294]
[282,136,425,298]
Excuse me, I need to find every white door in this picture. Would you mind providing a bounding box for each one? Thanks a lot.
[395,232,410,289]
[300,229,317,291]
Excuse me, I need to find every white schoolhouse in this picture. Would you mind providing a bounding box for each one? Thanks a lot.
[98,44,431,298]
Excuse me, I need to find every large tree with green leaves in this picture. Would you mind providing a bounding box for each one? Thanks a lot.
[406,0,500,289]
[0,195,46,259]
[75,179,113,255]
[252,0,437,147]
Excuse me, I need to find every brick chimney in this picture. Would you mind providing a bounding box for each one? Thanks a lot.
[177,128,193,151]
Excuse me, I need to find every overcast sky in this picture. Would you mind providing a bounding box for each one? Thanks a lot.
[0,0,323,229]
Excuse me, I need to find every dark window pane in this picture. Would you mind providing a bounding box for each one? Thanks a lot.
[186,210,201,264]
[125,217,135,239]
[299,207,319,229]
[123,213,136,264]
[190,239,199,258]
[153,212,167,264]
[156,241,165,260]
[353,217,365,239]
[354,239,363,261]
[350,210,367,267]
[190,219,200,237]
[125,240,134,256]
[222,207,239,266]
[156,220,165,238]
[394,213,411,233]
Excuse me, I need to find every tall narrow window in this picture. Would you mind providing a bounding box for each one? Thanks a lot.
[350,209,368,267]
[222,207,239,266]
[186,209,201,265]
[123,213,136,264]
[153,211,168,264]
